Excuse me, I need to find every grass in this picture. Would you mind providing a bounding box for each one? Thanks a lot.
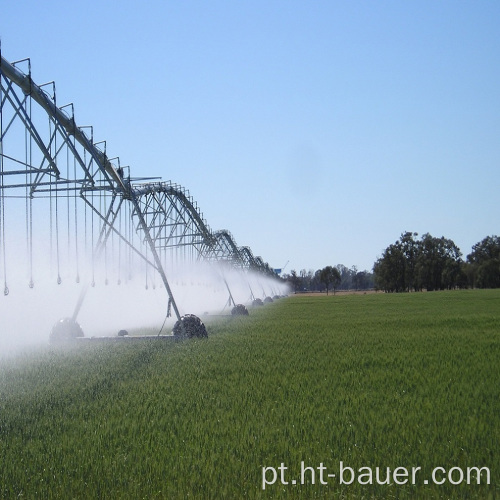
[0,289,498,499]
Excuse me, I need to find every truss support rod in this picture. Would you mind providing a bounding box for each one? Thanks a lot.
[224,277,236,307]
[0,55,126,192]
[81,193,158,269]
[130,193,181,322]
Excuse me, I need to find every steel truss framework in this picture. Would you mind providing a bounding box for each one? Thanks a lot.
[0,51,277,322]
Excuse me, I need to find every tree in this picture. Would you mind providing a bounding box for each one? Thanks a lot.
[336,264,352,290]
[476,259,500,288]
[288,270,301,293]
[415,234,462,291]
[467,236,500,288]
[313,269,324,292]
[320,266,341,295]
[373,241,406,292]
[399,231,419,291]
[351,265,359,290]
[355,271,369,290]
[374,232,464,292]
[468,235,500,262]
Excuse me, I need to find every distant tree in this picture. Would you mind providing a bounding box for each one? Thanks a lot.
[462,261,478,289]
[300,269,308,289]
[331,268,342,293]
[351,265,359,290]
[313,269,324,292]
[355,271,368,290]
[306,269,316,290]
[373,231,419,292]
[466,235,500,288]
[468,235,500,262]
[476,259,500,288]
[374,232,464,292]
[288,270,301,293]
[415,234,462,291]
[373,241,406,292]
[335,264,352,290]
[320,266,341,295]
[399,231,419,291]
[286,264,371,293]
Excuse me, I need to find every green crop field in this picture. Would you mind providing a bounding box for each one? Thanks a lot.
[0,290,498,499]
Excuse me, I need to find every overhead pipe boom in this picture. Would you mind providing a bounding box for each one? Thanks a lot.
[0,55,127,193]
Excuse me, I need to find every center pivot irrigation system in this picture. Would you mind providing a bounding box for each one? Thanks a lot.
[0,50,287,342]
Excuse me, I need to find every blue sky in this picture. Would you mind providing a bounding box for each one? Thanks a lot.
[2,1,499,273]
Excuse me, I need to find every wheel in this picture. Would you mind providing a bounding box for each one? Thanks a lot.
[173,314,208,339]
[50,318,84,343]
[231,304,249,316]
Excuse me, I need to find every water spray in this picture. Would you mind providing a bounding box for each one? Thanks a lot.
[0,50,288,348]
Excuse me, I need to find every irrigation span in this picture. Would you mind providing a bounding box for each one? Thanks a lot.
[0,50,287,344]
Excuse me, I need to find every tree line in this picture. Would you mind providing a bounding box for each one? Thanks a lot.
[284,265,374,294]
[373,232,500,292]
[283,233,500,294]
